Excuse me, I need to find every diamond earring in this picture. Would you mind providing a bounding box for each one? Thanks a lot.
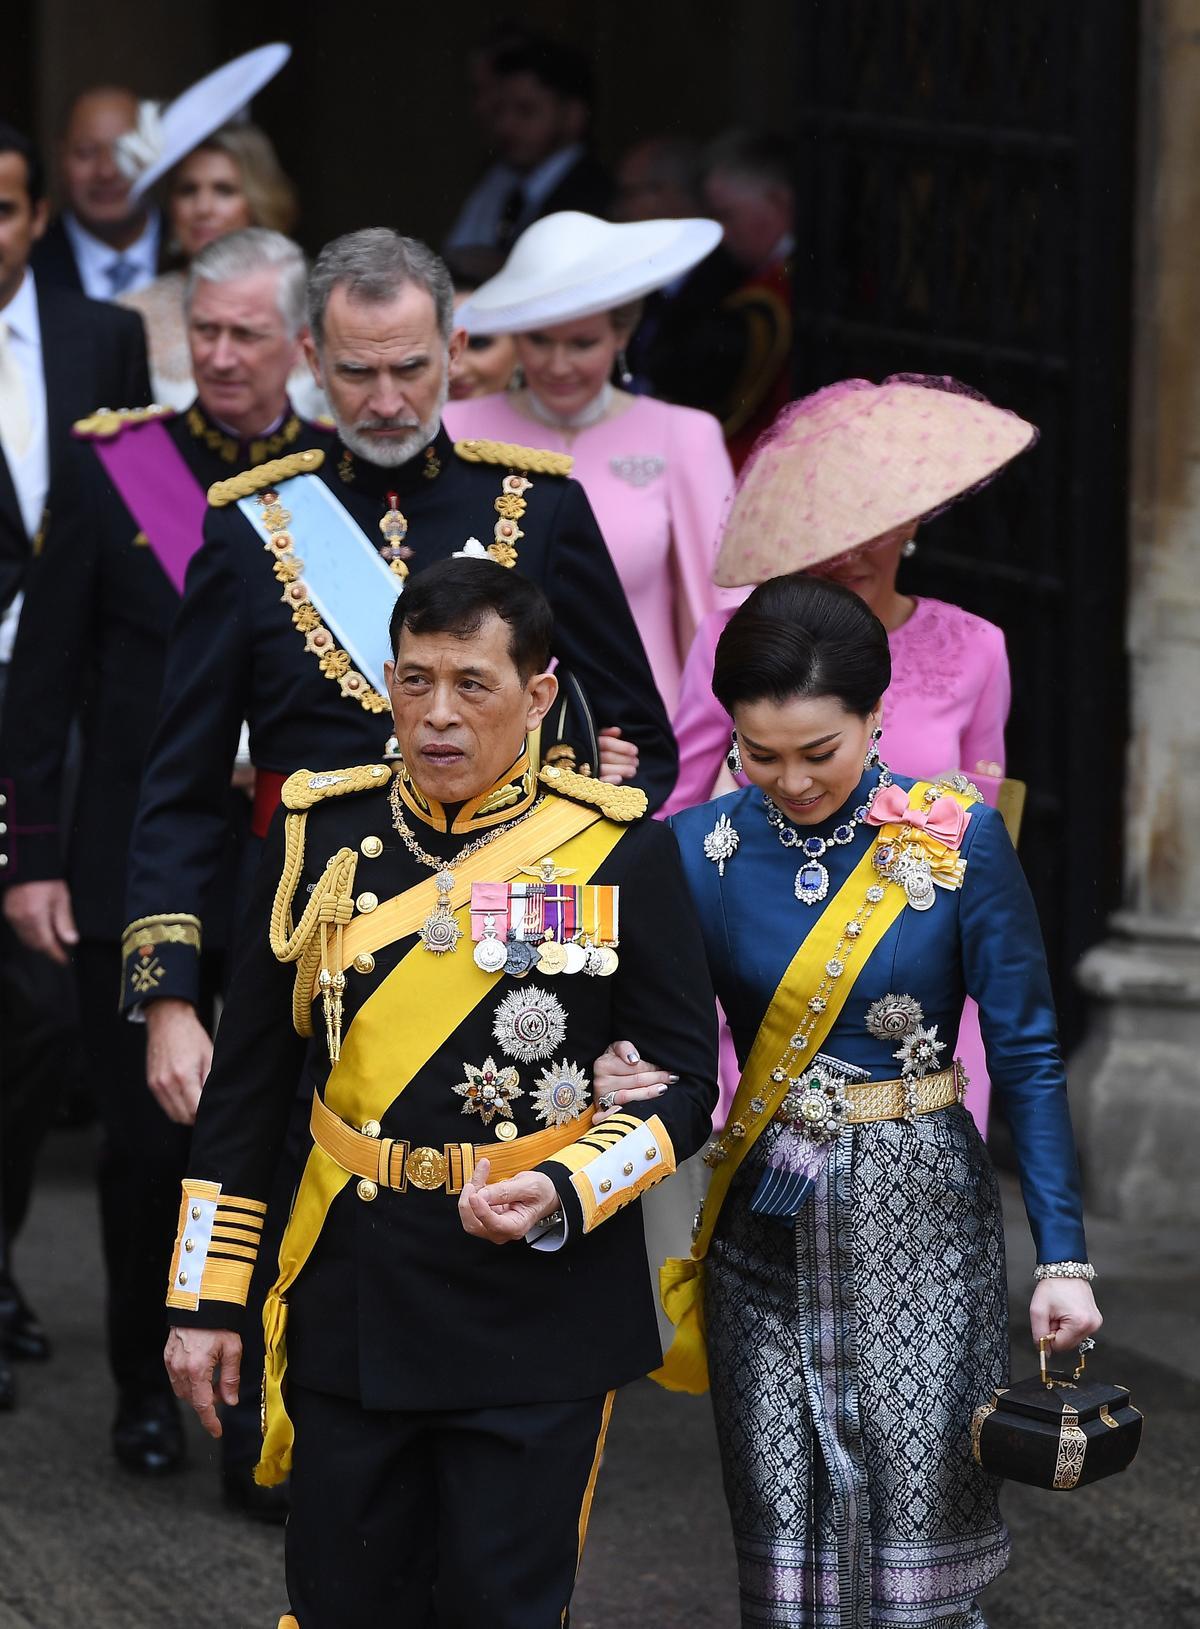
[726,731,743,776]
[901,538,917,558]
[864,725,883,769]
[617,348,633,388]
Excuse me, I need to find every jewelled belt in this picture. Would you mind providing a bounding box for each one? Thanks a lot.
[773,1060,965,1135]
[309,1090,591,1201]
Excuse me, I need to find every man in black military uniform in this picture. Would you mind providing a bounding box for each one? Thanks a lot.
[166,559,717,1628]
[0,227,327,1497]
[121,227,675,1133]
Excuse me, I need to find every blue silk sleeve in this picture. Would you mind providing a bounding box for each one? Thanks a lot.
[959,804,1088,1265]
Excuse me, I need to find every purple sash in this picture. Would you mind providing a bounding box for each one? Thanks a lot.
[89,419,206,594]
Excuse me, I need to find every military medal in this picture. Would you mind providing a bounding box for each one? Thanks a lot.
[452,1057,522,1125]
[561,942,588,975]
[532,1060,591,1126]
[536,934,568,975]
[421,869,463,954]
[473,914,508,974]
[503,935,538,977]
[492,986,567,1063]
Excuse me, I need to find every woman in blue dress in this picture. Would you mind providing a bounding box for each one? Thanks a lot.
[595,574,1101,1628]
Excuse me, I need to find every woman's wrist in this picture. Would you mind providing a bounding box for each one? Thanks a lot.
[1033,1260,1096,1282]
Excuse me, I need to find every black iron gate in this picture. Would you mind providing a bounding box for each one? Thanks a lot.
[792,2,1138,1043]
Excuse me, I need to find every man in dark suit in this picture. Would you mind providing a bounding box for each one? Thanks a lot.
[29,87,162,301]
[0,121,150,1412]
[445,38,611,254]
[0,228,324,1509]
[615,135,744,412]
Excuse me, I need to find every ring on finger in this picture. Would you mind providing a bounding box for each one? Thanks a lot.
[597,1091,618,1112]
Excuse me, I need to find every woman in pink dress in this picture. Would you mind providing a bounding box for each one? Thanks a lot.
[446,211,737,718]
[665,376,1036,1134]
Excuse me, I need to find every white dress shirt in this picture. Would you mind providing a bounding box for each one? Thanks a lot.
[0,271,49,659]
[62,209,161,301]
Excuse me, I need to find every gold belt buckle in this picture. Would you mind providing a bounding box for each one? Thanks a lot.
[405,1146,448,1191]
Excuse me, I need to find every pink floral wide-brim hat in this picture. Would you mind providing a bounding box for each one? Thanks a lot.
[713,374,1037,588]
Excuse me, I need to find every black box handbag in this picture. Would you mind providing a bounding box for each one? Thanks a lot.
[971,1338,1142,1490]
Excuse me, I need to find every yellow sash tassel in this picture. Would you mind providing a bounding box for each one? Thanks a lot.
[253,809,626,1485]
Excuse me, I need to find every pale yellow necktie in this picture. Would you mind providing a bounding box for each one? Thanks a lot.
[0,319,32,460]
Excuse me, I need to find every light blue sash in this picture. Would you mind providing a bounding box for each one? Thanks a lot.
[239,475,401,695]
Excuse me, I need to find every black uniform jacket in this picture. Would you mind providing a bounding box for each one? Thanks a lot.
[0,279,150,616]
[120,425,676,1010]
[0,404,328,937]
[166,766,718,1410]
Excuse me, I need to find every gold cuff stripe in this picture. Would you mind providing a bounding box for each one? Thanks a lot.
[540,1113,643,1177]
[198,1258,254,1306]
[573,1117,676,1233]
[215,1193,268,1215]
[211,1224,262,1246]
[214,1208,265,1229]
[121,913,202,960]
[208,1240,258,1262]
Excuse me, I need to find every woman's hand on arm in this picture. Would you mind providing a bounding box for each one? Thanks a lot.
[592,1040,676,1122]
[1029,1279,1102,1352]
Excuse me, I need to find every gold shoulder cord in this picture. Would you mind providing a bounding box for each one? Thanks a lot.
[453,438,574,478]
[267,767,387,1059]
[269,813,359,1060]
[208,447,326,508]
[73,403,175,439]
[538,764,648,823]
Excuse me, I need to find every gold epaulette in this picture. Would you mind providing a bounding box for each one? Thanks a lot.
[281,763,391,812]
[73,403,175,439]
[454,438,574,478]
[538,764,647,822]
[207,447,325,508]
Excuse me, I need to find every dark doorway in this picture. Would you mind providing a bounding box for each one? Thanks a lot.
[792,2,1138,1044]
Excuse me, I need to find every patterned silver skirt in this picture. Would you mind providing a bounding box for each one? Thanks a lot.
[705,1104,1010,1629]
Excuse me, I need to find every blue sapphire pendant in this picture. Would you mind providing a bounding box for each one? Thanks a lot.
[795,860,830,905]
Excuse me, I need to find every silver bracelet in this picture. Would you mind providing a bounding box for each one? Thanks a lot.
[1033,1260,1096,1282]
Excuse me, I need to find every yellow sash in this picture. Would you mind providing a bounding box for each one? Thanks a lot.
[651,832,908,1395]
[255,807,627,1484]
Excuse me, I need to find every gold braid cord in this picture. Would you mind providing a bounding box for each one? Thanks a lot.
[538,764,647,822]
[207,448,326,508]
[269,811,360,1059]
[453,438,574,478]
[73,403,175,440]
[281,763,392,811]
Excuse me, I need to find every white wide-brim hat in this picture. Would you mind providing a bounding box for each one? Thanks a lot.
[455,211,724,335]
[117,43,291,202]
[714,376,1038,587]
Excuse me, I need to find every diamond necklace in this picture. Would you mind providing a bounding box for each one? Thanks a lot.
[764,765,893,906]
[387,777,545,953]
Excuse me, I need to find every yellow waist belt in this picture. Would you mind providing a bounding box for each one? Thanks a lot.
[309,1088,594,1197]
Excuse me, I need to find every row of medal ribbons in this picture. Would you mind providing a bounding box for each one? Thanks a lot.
[469,881,620,977]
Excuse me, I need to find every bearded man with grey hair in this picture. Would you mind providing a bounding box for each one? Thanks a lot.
[120,224,674,1097]
[0,225,329,1507]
